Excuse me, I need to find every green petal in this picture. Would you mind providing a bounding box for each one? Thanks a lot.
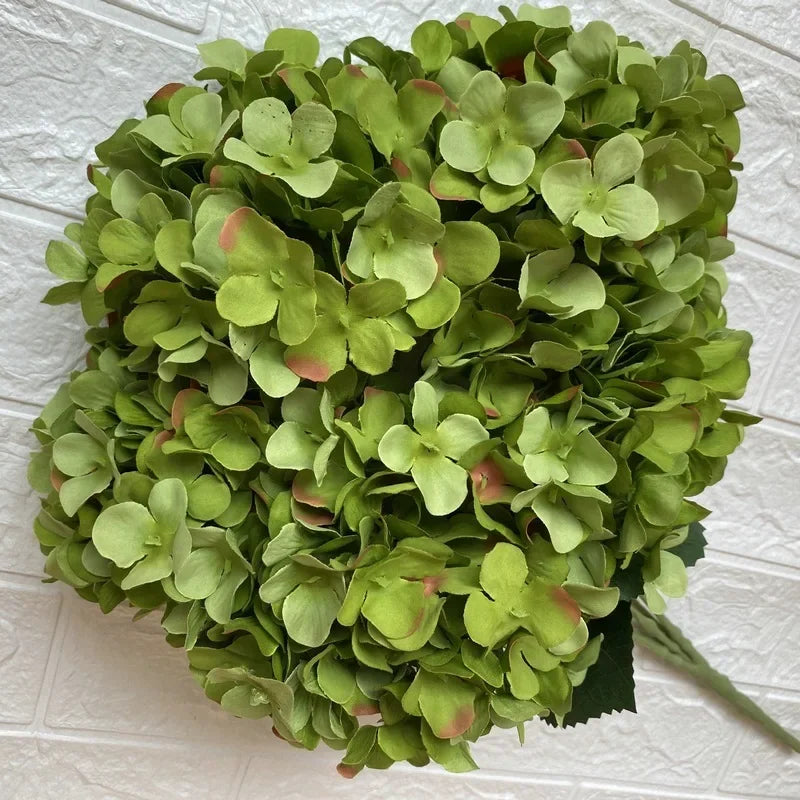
[378,425,422,473]
[363,579,426,639]
[197,38,248,76]
[284,316,348,383]
[121,550,172,590]
[154,219,194,281]
[568,20,617,76]
[429,162,482,202]
[92,502,156,568]
[463,591,519,648]
[435,414,489,461]
[277,285,317,346]
[505,81,565,148]
[52,432,106,477]
[593,133,644,188]
[174,547,226,599]
[459,70,506,125]
[572,207,619,239]
[487,141,535,186]
[411,380,439,435]
[264,27,320,67]
[216,274,278,327]
[411,451,467,516]
[148,477,189,530]
[218,207,290,272]
[480,542,528,603]
[416,672,476,740]
[411,19,452,72]
[407,276,461,329]
[518,407,552,454]
[540,158,593,224]
[348,318,396,375]
[291,101,337,160]
[275,160,339,199]
[180,92,223,144]
[348,279,407,318]
[397,79,447,146]
[603,184,660,240]
[372,239,438,300]
[98,218,154,266]
[531,493,586,553]
[439,120,492,173]
[242,97,292,155]
[282,582,340,647]
[566,431,617,485]
[249,339,300,398]
[133,115,186,155]
[524,450,569,483]
[265,421,318,471]
[643,165,705,227]
[480,181,529,213]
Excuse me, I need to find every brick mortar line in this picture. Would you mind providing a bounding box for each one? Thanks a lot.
[0,193,82,227]
[752,303,800,414]
[700,549,800,582]
[20,671,800,741]
[712,723,751,794]
[227,756,251,800]
[578,780,742,800]
[30,591,71,730]
[718,22,800,66]
[0,395,42,419]
[48,0,202,53]
[731,232,800,273]
[668,0,800,66]
[101,0,210,35]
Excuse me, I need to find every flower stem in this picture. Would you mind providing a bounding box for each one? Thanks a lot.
[631,600,800,753]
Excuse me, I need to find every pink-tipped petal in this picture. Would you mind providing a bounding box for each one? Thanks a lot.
[438,705,476,739]
[286,355,332,383]
[218,207,255,253]
[550,585,581,625]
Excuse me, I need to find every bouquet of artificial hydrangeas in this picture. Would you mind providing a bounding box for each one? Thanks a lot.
[31,3,791,777]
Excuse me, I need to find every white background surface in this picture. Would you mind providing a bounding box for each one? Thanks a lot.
[0,1,798,798]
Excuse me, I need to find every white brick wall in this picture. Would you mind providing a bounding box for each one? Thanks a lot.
[0,1,797,797]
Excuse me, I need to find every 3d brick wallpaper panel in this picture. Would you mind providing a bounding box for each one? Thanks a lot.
[0,1,798,798]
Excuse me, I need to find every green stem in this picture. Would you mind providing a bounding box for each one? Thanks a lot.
[631,600,800,753]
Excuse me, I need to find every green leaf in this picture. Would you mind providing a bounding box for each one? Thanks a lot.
[46,240,89,281]
[550,601,636,726]
[670,522,707,568]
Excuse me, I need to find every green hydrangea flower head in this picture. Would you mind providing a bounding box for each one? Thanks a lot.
[29,4,753,778]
